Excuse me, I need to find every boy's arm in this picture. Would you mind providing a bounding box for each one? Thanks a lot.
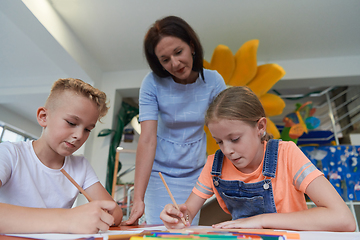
[0,176,119,234]
[213,175,356,231]
[85,182,123,226]
[0,200,116,234]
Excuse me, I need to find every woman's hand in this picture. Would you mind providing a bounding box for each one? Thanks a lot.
[160,204,190,229]
[123,200,145,225]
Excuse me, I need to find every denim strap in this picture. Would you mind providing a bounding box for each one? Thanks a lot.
[262,139,280,178]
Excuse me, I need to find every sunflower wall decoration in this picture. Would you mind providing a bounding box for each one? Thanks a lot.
[204,39,286,155]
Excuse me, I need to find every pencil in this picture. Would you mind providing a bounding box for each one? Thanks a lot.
[158,172,187,226]
[60,168,93,202]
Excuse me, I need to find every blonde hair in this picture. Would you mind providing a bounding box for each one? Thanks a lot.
[205,86,272,142]
[45,78,109,121]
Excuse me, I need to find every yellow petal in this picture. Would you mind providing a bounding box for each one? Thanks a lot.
[209,45,235,85]
[260,93,286,117]
[203,59,211,69]
[204,125,219,155]
[228,39,259,86]
[267,118,280,139]
[247,63,286,97]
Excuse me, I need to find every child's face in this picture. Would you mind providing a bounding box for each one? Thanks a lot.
[42,91,99,157]
[208,119,264,173]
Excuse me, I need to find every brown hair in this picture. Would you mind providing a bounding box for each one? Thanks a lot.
[45,78,109,122]
[144,15,204,80]
[205,86,272,142]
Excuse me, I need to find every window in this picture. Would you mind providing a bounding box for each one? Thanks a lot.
[0,124,35,143]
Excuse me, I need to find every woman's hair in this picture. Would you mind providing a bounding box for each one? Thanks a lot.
[205,86,272,141]
[144,15,204,80]
[45,78,109,122]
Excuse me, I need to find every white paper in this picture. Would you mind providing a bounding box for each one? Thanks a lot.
[4,226,166,240]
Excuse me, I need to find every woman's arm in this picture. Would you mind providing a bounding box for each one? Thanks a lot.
[213,176,356,231]
[124,120,157,225]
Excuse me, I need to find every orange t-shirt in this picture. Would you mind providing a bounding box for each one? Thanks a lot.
[193,141,323,214]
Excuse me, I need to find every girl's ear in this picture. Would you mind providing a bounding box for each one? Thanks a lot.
[257,117,267,136]
[37,107,48,128]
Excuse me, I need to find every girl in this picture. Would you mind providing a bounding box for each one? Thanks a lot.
[160,86,356,231]
[125,16,226,225]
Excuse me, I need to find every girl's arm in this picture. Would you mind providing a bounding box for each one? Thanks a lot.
[124,120,157,225]
[213,175,356,231]
[160,192,206,229]
[85,182,123,226]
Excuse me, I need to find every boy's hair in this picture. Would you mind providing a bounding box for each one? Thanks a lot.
[144,15,204,80]
[45,78,109,121]
[205,86,272,141]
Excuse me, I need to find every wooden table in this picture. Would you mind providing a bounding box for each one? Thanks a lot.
[0,225,148,240]
[1,225,360,240]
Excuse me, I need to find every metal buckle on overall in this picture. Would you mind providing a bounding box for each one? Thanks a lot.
[263,175,270,190]
[212,174,220,186]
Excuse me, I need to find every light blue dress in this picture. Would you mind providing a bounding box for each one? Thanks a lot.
[138,69,226,224]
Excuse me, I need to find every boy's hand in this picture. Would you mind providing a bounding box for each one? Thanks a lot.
[160,204,190,229]
[65,200,117,233]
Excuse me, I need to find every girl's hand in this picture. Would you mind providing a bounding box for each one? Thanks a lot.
[212,215,263,229]
[160,204,190,229]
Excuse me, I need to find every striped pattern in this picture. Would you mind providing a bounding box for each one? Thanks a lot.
[194,180,213,196]
[293,162,318,190]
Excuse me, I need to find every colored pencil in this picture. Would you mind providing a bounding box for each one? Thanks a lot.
[158,172,187,226]
[108,232,145,240]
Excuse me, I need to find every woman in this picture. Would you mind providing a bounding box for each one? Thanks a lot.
[125,16,226,225]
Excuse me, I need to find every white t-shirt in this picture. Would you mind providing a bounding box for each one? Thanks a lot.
[0,140,99,208]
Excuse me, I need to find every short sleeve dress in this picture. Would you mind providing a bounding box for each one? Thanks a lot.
[138,69,226,224]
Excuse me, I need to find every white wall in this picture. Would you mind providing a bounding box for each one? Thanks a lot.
[273,56,360,89]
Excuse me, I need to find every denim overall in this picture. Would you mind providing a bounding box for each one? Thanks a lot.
[211,139,280,220]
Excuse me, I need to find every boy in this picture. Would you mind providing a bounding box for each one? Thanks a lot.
[0,78,123,234]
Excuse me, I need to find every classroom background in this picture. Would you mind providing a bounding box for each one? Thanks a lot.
[1,0,360,230]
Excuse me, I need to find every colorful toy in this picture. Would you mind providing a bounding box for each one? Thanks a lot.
[281,101,320,144]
